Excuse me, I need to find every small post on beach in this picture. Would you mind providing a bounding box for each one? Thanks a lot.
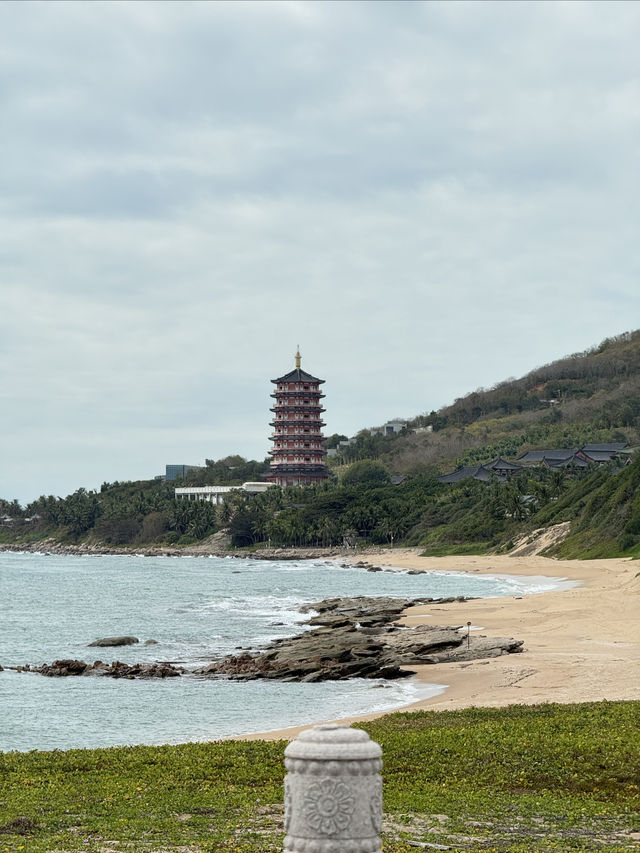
[467,621,472,649]
[283,724,383,853]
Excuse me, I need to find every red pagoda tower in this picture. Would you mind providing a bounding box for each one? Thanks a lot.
[267,350,328,487]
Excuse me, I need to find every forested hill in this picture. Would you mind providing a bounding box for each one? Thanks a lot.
[368,330,640,477]
[427,329,640,430]
[3,329,640,559]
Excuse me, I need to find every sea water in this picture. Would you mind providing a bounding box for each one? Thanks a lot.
[0,552,573,752]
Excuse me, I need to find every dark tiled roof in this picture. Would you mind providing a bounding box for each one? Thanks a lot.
[272,368,324,384]
[474,468,495,482]
[438,466,483,483]
[543,456,588,469]
[579,450,619,462]
[438,466,503,484]
[485,457,523,471]
[581,443,628,453]
[517,449,576,463]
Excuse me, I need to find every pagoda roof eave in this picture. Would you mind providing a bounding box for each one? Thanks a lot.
[268,466,329,474]
[271,368,324,384]
[271,392,325,399]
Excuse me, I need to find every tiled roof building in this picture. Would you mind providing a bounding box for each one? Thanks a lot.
[438,458,522,484]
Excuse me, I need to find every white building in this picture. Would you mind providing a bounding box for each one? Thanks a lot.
[174,482,275,504]
[369,420,407,436]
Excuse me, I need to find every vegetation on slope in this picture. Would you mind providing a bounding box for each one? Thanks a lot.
[533,457,640,559]
[415,329,640,433]
[1,701,638,852]
[374,330,640,478]
[3,330,640,557]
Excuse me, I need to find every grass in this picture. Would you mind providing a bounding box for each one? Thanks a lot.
[1,701,638,852]
[0,529,51,545]
[419,542,491,557]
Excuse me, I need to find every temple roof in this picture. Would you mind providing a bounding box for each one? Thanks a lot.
[271,368,324,384]
[484,457,523,471]
[517,449,577,463]
[543,455,588,468]
[272,350,324,384]
[438,466,486,484]
[578,450,618,462]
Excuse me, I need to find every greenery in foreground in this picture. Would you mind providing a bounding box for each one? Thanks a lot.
[1,701,638,852]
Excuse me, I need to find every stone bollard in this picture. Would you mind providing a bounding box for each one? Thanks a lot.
[283,724,383,853]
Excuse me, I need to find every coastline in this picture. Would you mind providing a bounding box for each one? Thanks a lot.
[4,543,639,746]
[234,549,640,741]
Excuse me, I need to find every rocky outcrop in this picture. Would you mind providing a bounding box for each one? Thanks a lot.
[88,636,139,647]
[197,595,524,682]
[7,659,183,679]
[4,596,524,685]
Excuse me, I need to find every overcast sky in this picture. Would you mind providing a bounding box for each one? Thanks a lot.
[2,0,639,504]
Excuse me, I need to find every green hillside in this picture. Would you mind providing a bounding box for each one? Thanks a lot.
[3,330,640,558]
[533,458,640,559]
[371,330,640,477]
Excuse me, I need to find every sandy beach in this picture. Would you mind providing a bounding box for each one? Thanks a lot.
[238,549,640,740]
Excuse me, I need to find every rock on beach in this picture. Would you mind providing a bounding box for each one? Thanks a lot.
[7,659,183,679]
[3,596,524,685]
[197,595,524,682]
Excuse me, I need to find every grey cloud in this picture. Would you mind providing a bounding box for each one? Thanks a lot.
[1,0,639,502]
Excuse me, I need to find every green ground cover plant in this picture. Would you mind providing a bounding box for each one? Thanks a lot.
[1,701,638,852]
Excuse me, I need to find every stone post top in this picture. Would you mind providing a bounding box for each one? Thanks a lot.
[284,724,382,760]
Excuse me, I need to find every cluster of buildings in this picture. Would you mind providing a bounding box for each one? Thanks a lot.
[438,443,632,484]
[170,352,633,505]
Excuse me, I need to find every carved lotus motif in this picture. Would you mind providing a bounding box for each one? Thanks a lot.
[303,778,355,836]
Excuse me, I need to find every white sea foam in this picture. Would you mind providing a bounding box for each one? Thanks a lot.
[0,551,574,751]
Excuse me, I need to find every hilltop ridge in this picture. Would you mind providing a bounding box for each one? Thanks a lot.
[358,329,640,477]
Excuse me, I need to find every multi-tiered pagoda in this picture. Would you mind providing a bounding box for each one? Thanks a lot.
[267,350,328,487]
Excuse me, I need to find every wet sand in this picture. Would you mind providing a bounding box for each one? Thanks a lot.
[236,550,640,741]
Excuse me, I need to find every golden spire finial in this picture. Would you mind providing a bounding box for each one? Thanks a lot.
[295,346,301,370]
